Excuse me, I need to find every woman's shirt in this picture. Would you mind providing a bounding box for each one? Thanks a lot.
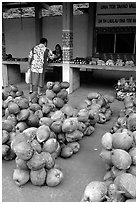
[29,43,54,73]
[53,50,62,59]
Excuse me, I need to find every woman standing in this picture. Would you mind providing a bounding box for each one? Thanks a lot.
[28,38,55,95]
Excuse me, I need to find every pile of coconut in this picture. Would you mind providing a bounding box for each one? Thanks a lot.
[81,130,136,202]
[81,94,136,202]
[11,127,64,187]
[2,82,99,187]
[111,95,136,134]
[115,76,136,101]
[78,92,114,124]
[2,82,98,162]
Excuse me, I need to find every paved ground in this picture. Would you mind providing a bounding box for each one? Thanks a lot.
[2,73,125,202]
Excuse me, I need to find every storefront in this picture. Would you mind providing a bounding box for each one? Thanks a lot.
[2,2,136,93]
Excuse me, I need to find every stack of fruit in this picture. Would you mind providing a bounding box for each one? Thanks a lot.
[125,60,135,67]
[2,82,98,162]
[115,76,136,101]
[78,92,114,125]
[111,95,136,134]
[81,93,136,202]
[97,59,106,66]
[11,127,64,187]
[99,94,136,202]
[115,59,124,66]
[2,85,28,160]
[81,122,136,202]
[105,59,115,66]
[70,57,89,65]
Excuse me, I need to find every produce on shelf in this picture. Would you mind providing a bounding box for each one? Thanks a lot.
[125,60,135,67]
[115,76,136,101]
[48,58,62,63]
[105,59,114,66]
[115,59,124,66]
[97,59,106,66]
[70,56,135,67]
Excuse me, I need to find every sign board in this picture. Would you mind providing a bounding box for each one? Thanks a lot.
[96,14,136,27]
[97,2,136,14]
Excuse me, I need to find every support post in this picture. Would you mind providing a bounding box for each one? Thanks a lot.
[62,3,80,93]
[87,3,96,56]
[35,5,42,44]
[2,14,6,59]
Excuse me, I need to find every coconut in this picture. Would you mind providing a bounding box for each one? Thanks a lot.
[112,132,133,150]
[13,169,29,186]
[111,149,132,170]
[111,166,126,179]
[14,141,34,160]
[41,152,55,169]
[27,151,46,170]
[114,173,136,198]
[8,102,20,114]
[128,147,136,165]
[31,139,42,153]
[100,149,112,165]
[65,130,83,142]
[67,142,80,154]
[101,132,112,150]
[127,165,136,176]
[46,168,63,187]
[39,117,53,127]
[62,117,78,133]
[81,181,107,202]
[30,168,46,186]
[42,138,58,154]
[2,145,10,158]
[2,130,10,144]
[16,109,30,121]
[50,120,62,133]
[36,125,50,143]
[126,113,136,132]
[84,126,95,136]
[60,145,73,158]
[61,104,74,117]
[15,157,29,170]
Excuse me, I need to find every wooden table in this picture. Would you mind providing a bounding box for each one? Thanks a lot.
[2,61,136,93]
[69,63,136,92]
[2,61,63,87]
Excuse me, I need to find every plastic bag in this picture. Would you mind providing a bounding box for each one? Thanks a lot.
[25,68,31,84]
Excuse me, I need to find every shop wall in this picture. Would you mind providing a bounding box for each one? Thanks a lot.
[42,14,88,58]
[4,18,35,58]
[4,14,88,58]
[42,16,62,52]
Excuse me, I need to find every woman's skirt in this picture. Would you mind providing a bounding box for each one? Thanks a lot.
[30,71,44,87]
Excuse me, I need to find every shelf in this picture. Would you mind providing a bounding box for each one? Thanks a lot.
[70,64,136,72]
[2,61,136,72]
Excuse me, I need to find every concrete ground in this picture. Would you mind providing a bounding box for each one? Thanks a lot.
[2,71,126,202]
